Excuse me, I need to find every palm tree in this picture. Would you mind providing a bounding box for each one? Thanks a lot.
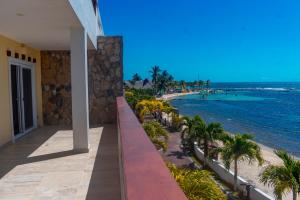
[260,150,300,200]
[166,74,174,92]
[157,70,172,94]
[130,73,142,85]
[219,134,264,191]
[150,66,161,93]
[181,115,204,153]
[143,78,149,86]
[193,121,225,167]
[179,80,186,92]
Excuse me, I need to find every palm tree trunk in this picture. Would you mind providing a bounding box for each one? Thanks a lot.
[204,139,209,158]
[234,158,238,191]
[292,188,297,200]
[203,139,209,168]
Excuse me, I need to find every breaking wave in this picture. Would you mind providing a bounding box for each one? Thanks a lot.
[216,87,300,92]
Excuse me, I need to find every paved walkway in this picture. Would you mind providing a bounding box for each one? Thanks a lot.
[161,131,197,169]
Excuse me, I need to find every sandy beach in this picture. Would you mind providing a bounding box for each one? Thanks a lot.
[160,99,299,199]
[229,143,300,200]
[157,91,199,100]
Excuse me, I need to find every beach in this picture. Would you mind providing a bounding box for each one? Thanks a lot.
[157,91,200,100]
[160,106,299,199]
[166,84,300,199]
[227,142,299,199]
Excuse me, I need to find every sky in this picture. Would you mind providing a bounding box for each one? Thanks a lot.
[99,0,300,82]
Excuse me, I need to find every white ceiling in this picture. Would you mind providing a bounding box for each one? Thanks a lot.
[0,0,94,50]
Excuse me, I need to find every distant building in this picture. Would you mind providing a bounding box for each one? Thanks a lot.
[125,80,153,89]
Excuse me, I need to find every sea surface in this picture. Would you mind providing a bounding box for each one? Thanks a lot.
[170,82,300,156]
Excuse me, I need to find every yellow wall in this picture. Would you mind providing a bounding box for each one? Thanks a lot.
[0,35,43,146]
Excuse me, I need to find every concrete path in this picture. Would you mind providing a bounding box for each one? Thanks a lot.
[161,131,196,169]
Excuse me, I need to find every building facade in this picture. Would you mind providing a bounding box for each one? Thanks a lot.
[0,1,188,199]
[0,0,122,151]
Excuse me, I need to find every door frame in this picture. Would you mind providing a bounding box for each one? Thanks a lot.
[8,57,37,142]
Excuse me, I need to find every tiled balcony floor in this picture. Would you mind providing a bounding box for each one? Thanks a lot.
[0,124,120,200]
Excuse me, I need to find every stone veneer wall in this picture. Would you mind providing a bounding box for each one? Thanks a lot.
[88,37,123,124]
[41,51,72,125]
[41,36,123,125]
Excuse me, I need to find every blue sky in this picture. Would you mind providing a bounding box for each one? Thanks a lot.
[100,0,300,82]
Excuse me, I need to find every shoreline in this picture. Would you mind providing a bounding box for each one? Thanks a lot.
[156,91,199,100]
[162,93,299,199]
[232,142,299,199]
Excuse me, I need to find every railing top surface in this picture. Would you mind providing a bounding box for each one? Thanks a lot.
[117,97,187,200]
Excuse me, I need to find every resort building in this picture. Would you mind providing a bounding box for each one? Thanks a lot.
[0,0,187,199]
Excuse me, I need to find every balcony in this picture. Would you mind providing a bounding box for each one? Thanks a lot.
[0,97,186,199]
[0,125,120,199]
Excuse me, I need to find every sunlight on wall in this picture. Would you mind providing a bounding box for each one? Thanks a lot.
[0,34,43,146]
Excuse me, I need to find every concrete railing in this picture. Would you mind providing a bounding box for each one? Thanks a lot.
[194,144,274,200]
[117,97,187,200]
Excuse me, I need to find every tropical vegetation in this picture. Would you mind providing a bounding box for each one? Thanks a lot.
[125,89,154,109]
[193,119,226,167]
[143,121,169,152]
[218,134,264,191]
[180,115,227,160]
[260,150,300,200]
[180,115,204,153]
[130,73,142,85]
[128,65,211,96]
[167,163,227,200]
[125,67,300,199]
[150,65,161,93]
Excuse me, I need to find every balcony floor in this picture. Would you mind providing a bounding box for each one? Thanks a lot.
[0,124,120,200]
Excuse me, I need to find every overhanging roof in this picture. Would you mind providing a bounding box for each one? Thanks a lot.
[0,0,99,50]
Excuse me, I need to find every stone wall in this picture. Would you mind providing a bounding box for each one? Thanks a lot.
[41,36,123,125]
[88,37,123,124]
[41,51,72,125]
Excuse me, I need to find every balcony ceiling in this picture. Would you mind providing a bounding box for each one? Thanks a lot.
[0,0,94,50]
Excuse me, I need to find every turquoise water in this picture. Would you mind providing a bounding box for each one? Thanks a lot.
[171,82,300,156]
[187,93,268,101]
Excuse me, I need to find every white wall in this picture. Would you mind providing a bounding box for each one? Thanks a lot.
[68,0,103,48]
[194,144,274,200]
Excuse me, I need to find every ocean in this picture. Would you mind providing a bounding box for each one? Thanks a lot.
[170,82,300,156]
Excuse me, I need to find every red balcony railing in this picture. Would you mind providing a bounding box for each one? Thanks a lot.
[117,97,187,200]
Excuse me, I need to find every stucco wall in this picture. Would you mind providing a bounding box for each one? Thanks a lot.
[41,36,123,125]
[0,34,43,146]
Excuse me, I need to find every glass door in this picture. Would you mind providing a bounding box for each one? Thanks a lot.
[22,67,34,130]
[10,64,21,135]
[10,64,34,136]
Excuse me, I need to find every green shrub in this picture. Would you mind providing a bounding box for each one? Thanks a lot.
[143,121,169,152]
[171,112,183,131]
[125,88,155,108]
[167,163,227,200]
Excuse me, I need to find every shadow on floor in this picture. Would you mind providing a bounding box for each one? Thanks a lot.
[86,124,121,200]
[167,150,188,159]
[0,126,77,179]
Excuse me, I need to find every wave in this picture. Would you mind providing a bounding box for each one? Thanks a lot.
[215,87,300,92]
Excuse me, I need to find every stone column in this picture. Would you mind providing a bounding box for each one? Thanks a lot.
[70,27,89,152]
